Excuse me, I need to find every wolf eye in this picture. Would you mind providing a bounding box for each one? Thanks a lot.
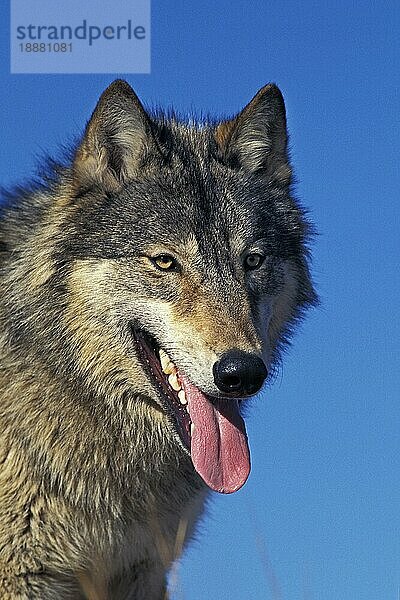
[244,253,265,271]
[151,254,178,272]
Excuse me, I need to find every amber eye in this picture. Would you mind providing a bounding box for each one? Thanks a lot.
[151,254,178,272]
[244,253,265,271]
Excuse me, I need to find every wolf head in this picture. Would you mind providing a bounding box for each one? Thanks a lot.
[4,81,315,494]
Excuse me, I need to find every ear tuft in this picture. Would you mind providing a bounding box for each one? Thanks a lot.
[215,84,291,185]
[72,80,158,193]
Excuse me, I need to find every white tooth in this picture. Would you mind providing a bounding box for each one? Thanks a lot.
[168,373,181,392]
[159,349,170,370]
[159,349,176,375]
[190,423,195,437]
[178,390,187,405]
[159,348,167,361]
[163,362,176,375]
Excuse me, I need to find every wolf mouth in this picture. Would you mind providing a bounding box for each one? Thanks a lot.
[132,326,251,494]
[132,327,192,450]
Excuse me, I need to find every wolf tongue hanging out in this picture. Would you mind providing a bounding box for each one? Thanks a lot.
[0,79,316,598]
[181,374,251,494]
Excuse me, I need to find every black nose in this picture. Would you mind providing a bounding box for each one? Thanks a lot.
[213,351,268,397]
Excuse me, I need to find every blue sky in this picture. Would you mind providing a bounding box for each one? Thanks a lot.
[1,1,399,599]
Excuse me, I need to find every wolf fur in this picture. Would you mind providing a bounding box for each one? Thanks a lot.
[0,80,316,598]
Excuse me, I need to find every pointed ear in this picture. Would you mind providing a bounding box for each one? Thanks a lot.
[215,84,291,184]
[72,80,159,193]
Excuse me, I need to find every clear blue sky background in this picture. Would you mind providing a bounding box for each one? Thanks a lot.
[1,2,399,599]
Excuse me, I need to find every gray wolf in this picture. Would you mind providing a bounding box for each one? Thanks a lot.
[0,80,316,598]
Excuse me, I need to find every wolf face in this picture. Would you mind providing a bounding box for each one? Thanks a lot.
[56,81,315,494]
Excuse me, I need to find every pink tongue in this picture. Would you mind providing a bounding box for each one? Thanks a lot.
[180,375,251,494]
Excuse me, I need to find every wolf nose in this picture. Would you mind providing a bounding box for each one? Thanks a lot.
[213,351,268,397]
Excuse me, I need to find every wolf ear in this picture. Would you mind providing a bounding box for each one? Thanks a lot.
[72,80,159,193]
[215,84,291,184]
